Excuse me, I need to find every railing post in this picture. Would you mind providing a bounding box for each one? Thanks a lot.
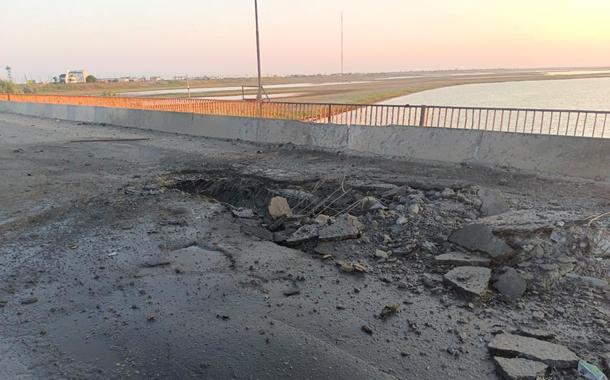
[327,104,332,124]
[419,105,427,127]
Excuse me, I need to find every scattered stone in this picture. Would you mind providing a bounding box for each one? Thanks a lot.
[240,223,274,241]
[448,224,514,261]
[285,224,319,245]
[493,268,527,299]
[380,304,400,320]
[478,188,509,217]
[361,325,373,334]
[493,357,548,380]
[488,333,579,368]
[314,214,332,225]
[434,252,491,267]
[361,196,386,211]
[20,297,38,305]
[565,273,609,290]
[268,196,292,219]
[375,249,389,260]
[408,204,420,215]
[318,214,362,242]
[441,188,456,198]
[511,327,555,341]
[283,284,301,297]
[337,261,366,274]
[232,207,256,219]
[444,266,491,297]
[396,216,408,225]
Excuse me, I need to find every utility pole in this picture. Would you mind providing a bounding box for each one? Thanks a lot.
[340,12,344,76]
[254,0,263,102]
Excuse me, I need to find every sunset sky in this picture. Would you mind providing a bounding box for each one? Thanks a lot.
[2,0,610,81]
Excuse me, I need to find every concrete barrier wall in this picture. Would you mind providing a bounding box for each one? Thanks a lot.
[1,101,609,181]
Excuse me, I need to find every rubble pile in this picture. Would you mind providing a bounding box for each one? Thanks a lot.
[170,172,610,379]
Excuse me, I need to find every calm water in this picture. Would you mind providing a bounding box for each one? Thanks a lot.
[381,77,610,111]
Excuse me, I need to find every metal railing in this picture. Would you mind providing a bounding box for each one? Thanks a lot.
[1,94,609,138]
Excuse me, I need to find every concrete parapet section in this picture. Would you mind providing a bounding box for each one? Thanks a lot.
[1,101,608,181]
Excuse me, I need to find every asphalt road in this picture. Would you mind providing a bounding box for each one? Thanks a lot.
[0,112,606,379]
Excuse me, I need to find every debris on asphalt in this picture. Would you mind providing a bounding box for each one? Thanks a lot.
[379,304,400,320]
[443,266,491,297]
[488,333,580,368]
[268,196,293,219]
[448,224,514,261]
[492,356,548,380]
[493,268,527,299]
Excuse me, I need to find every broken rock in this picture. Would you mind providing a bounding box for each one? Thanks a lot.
[318,214,362,242]
[268,196,292,219]
[448,224,514,261]
[493,268,527,299]
[285,224,319,245]
[434,252,491,267]
[488,333,579,368]
[493,357,548,380]
[444,266,491,297]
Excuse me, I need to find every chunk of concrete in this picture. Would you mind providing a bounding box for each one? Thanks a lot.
[448,224,514,261]
[493,357,548,380]
[565,273,610,290]
[493,268,527,299]
[444,266,491,297]
[318,214,362,242]
[478,188,509,217]
[285,224,319,245]
[268,196,292,219]
[434,252,491,267]
[488,333,579,368]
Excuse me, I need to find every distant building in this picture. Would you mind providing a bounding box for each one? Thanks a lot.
[65,70,88,84]
[150,76,162,81]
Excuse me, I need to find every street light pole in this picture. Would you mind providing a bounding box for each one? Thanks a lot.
[254,0,262,102]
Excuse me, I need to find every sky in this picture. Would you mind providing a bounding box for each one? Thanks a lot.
[2,0,610,81]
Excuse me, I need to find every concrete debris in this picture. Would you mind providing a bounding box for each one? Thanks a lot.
[232,207,256,219]
[283,284,301,297]
[488,333,579,368]
[375,249,390,260]
[408,203,420,215]
[434,252,491,267]
[493,268,527,299]
[511,327,556,341]
[478,187,509,217]
[578,360,608,380]
[564,273,610,290]
[337,260,367,274]
[318,214,362,242]
[268,196,292,219]
[443,266,491,297]
[314,214,332,225]
[493,357,548,380]
[448,224,514,261]
[479,209,582,234]
[361,196,386,211]
[285,224,319,245]
[380,304,400,320]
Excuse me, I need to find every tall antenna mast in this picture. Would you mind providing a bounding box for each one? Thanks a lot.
[254,0,263,102]
[340,12,344,75]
